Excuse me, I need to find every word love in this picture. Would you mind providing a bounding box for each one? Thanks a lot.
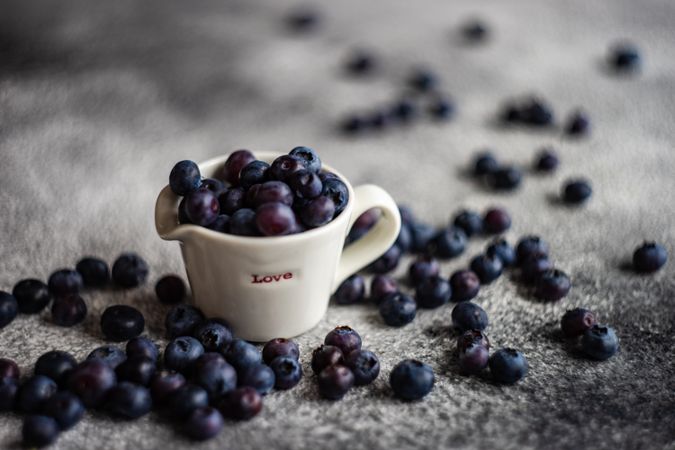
[251,272,293,284]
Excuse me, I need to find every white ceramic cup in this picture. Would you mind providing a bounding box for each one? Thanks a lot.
[155,152,401,341]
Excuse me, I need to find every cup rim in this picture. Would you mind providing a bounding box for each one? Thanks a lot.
[157,152,355,245]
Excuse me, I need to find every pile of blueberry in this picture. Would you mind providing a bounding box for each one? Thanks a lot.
[455,329,528,384]
[170,147,349,236]
[560,308,619,360]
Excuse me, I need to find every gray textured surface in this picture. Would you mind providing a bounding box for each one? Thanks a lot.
[1,0,674,449]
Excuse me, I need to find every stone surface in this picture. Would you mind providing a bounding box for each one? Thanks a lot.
[0,0,674,449]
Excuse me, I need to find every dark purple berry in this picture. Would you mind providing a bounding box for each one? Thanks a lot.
[395,223,412,253]
[286,7,320,33]
[219,387,262,420]
[370,275,398,304]
[408,68,438,93]
[562,179,592,204]
[193,321,233,352]
[35,351,77,387]
[269,155,306,182]
[262,338,299,365]
[16,375,57,413]
[164,336,205,374]
[486,238,516,267]
[561,308,596,338]
[256,202,297,236]
[22,415,60,448]
[193,353,237,400]
[534,148,559,172]
[299,195,335,228]
[324,326,362,355]
[520,256,553,285]
[321,178,349,215]
[565,110,590,136]
[218,187,246,215]
[483,208,511,234]
[311,345,344,375]
[453,210,483,237]
[150,370,186,405]
[389,359,434,401]
[333,275,365,305]
[170,160,201,196]
[223,339,262,373]
[457,329,490,354]
[154,275,186,305]
[289,146,322,173]
[269,356,302,390]
[430,226,467,258]
[535,269,571,301]
[166,384,209,419]
[0,291,18,329]
[126,336,159,361]
[367,245,401,274]
[51,294,87,327]
[12,279,52,314]
[344,350,380,386]
[516,236,549,265]
[178,197,191,224]
[609,42,641,72]
[415,275,451,309]
[250,181,294,208]
[470,254,503,284]
[0,358,20,381]
[185,406,224,441]
[489,348,528,384]
[106,382,152,419]
[76,257,109,287]
[86,345,126,369]
[207,214,230,233]
[111,253,149,288]
[428,96,455,120]
[461,19,489,42]
[340,114,368,135]
[408,255,440,286]
[100,304,145,341]
[115,356,157,386]
[450,270,481,302]
[0,379,17,411]
[633,242,667,273]
[451,302,488,332]
[379,292,417,327]
[43,391,84,430]
[239,161,269,189]
[518,97,555,126]
[185,189,220,226]
[47,269,83,297]
[458,344,489,375]
[410,222,436,253]
[318,365,354,400]
[200,178,225,196]
[165,304,205,338]
[229,208,260,236]
[390,98,417,123]
[67,360,117,408]
[238,364,275,395]
[487,166,523,190]
[222,150,255,185]
[581,325,619,360]
[473,151,499,177]
[344,49,376,76]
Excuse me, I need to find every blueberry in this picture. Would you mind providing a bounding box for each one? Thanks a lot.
[193,353,237,400]
[390,98,417,123]
[16,375,58,413]
[286,7,320,33]
[535,269,571,301]
[395,222,413,253]
[165,304,205,338]
[379,292,417,327]
[0,291,18,329]
[389,359,434,401]
[415,275,451,309]
[609,42,641,72]
[534,148,559,172]
[449,270,481,302]
[410,222,436,253]
[333,274,365,305]
[269,356,303,390]
[500,102,521,123]
[51,294,87,327]
[311,345,344,375]
[561,308,597,338]
[344,349,380,386]
[250,181,294,208]
[193,321,233,352]
[452,302,488,332]
[43,391,84,430]
[581,325,619,360]
[324,326,362,355]
[518,97,555,126]
[520,255,553,285]
[453,210,483,237]
[87,345,126,369]
[150,369,186,405]
[185,406,224,441]
[408,256,440,285]
[633,242,667,273]
[483,208,511,234]
[170,160,201,196]
[487,166,523,190]
[199,178,225,196]
[430,226,467,258]
[111,253,149,288]
[458,344,489,375]
[256,202,298,236]
[116,356,157,386]
[0,358,20,381]
[321,178,349,215]
[126,336,159,361]
[370,275,398,304]
[68,360,117,407]
[222,150,255,185]
[562,179,592,204]
[207,214,230,233]
[218,187,246,215]
[165,336,205,374]
[0,379,18,411]
[457,329,490,354]
[218,386,262,420]
[262,338,300,365]
[516,236,549,265]
[34,351,77,387]
[185,189,220,226]
[178,197,191,224]
[229,208,260,236]
[22,415,60,448]
[268,155,306,182]
[75,257,110,287]
[12,279,52,314]
[166,384,209,419]
[340,114,368,135]
[101,304,145,341]
[472,151,499,177]
[344,49,376,76]
[486,238,516,267]
[428,97,455,120]
[489,348,528,384]
[367,245,402,274]
[288,169,323,199]
[289,146,322,173]
[47,269,83,297]
[461,19,489,42]
[565,110,590,136]
[106,382,152,419]
[470,253,504,284]
[234,363,274,395]
[318,365,354,400]
[223,339,262,373]
[408,68,438,93]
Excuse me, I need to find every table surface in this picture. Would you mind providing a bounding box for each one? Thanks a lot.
[1,0,674,449]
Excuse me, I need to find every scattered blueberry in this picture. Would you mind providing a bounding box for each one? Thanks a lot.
[415,275,452,309]
[262,338,299,365]
[430,226,467,259]
[489,348,528,384]
[12,279,52,314]
[193,321,233,352]
[581,325,619,360]
[561,308,597,338]
[367,244,402,274]
[470,254,504,284]
[218,386,262,420]
[165,384,209,419]
[286,7,320,33]
[22,415,60,448]
[370,275,398,304]
[534,148,559,172]
[340,114,368,135]
[633,242,667,273]
[0,379,18,411]
[185,406,224,441]
[453,210,483,237]
[344,350,380,386]
[516,236,549,265]
[111,253,149,288]
[520,255,553,285]
[486,238,516,267]
[408,256,440,285]
[311,345,344,375]
[333,274,365,305]
[47,269,83,297]
[0,358,20,381]
[473,151,499,177]
[451,302,488,332]
[428,97,455,120]
[222,150,255,185]
[43,391,84,430]
[68,360,117,408]
[535,269,571,301]
[461,19,489,42]
[115,356,157,386]
[87,345,127,369]
[344,49,376,76]
[324,326,362,355]
[34,351,77,387]
[185,189,220,226]
[164,336,205,374]
[318,365,354,400]
[76,257,110,287]
[483,208,511,234]
[106,382,152,419]
[379,292,417,327]
[609,42,641,73]
[269,356,303,390]
[16,375,58,413]
[193,353,237,400]
[389,359,434,401]
[449,270,481,302]
[150,370,186,405]
[165,304,205,338]
[408,68,438,93]
[457,329,490,354]
[288,170,323,200]
[0,291,18,329]
[51,294,87,327]
[100,304,145,341]
[487,166,523,191]
[565,110,590,136]
[169,160,201,196]
[562,179,593,204]
[505,97,554,127]
[458,343,489,375]
[238,364,275,395]
[223,339,262,373]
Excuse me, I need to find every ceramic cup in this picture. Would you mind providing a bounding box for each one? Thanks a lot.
[155,152,400,341]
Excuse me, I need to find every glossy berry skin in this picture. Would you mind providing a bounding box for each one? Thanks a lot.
[51,294,87,327]
[633,242,667,273]
[344,350,380,386]
[43,391,84,430]
[487,166,523,190]
[430,226,467,259]
[193,353,237,400]
[535,269,571,301]
[473,152,499,177]
[218,187,246,215]
[116,356,157,386]
[486,238,516,267]
[22,415,60,448]
[560,308,596,338]
[222,150,255,185]
[0,291,18,329]
[370,275,398,304]
[324,326,362,355]
[452,302,488,332]
[229,208,260,236]
[101,304,145,341]
[581,325,619,360]
[0,358,20,381]
[87,345,127,369]
[223,339,262,373]
[321,178,349,215]
[379,292,417,327]
[170,160,201,196]
[48,269,83,296]
[16,375,58,413]
[453,210,483,237]
[76,257,110,287]
[165,304,205,338]
[470,254,504,284]
[562,179,592,204]
[457,329,490,354]
[166,384,209,419]
[154,276,186,306]
[150,370,186,405]
[268,155,306,182]
[12,279,52,314]
[333,275,365,305]
[34,351,77,387]
[269,356,302,390]
[193,321,233,352]
[289,146,322,173]
[250,181,294,208]
[389,359,434,401]
[185,406,224,441]
[0,379,17,411]
[67,360,117,407]
[238,364,275,395]
[483,208,511,234]
[489,348,528,384]
[459,344,489,375]
[239,160,270,189]
[185,189,220,226]
[534,149,559,172]
[367,245,401,274]
[520,256,553,285]
[111,253,149,288]
[311,345,344,375]
[565,111,590,136]
[256,202,297,236]
[415,276,452,309]
[262,338,299,365]
[164,337,205,374]
[299,195,335,228]
[106,382,152,419]
[609,43,641,72]
[200,178,225,196]
[126,336,159,361]
[408,256,440,286]
[450,270,480,302]
[516,236,549,265]
[219,387,262,420]
[318,365,354,400]
[288,170,323,199]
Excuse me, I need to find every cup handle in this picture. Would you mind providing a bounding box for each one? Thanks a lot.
[333,184,401,290]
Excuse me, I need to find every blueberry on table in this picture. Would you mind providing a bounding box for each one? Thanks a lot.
[22,415,60,448]
[470,253,504,284]
[269,356,303,390]
[218,386,262,420]
[581,325,619,360]
[430,226,467,259]
[16,375,57,413]
[344,49,376,76]
[87,345,127,369]
[518,97,555,127]
[229,208,260,236]
[165,304,205,338]
[333,274,365,305]
[311,345,344,375]
[256,202,298,236]
[68,360,117,407]
[457,329,490,354]
[486,238,516,267]
[534,148,559,172]
[111,253,149,288]
[472,151,499,177]
[519,255,552,285]
[367,245,402,274]
[453,210,483,237]
[379,292,417,327]
[164,336,205,374]
[370,275,398,304]
[565,110,590,136]
[408,255,441,285]
[344,349,380,386]
[633,242,667,273]
[51,294,87,327]
[34,350,77,387]
[169,160,201,196]
[452,302,488,332]
[428,96,455,120]
[415,275,452,309]
[561,308,596,338]
[324,326,362,355]
[562,179,592,204]
[0,358,20,381]
[408,68,438,93]
[0,379,18,411]
[262,338,300,365]
[389,359,434,401]
[165,384,209,419]
[289,146,322,173]
[185,189,220,226]
[43,391,84,430]
[516,236,549,265]
[461,19,489,42]
[483,208,511,234]
[449,270,481,302]
[150,370,186,405]
[218,187,246,215]
[321,177,349,215]
[126,336,159,361]
[193,321,233,353]
[489,348,528,384]
[222,150,255,185]
[487,166,523,191]
[48,269,83,296]
[76,257,110,287]
[185,406,224,441]
[223,339,262,373]
[115,356,157,386]
[193,353,237,400]
[106,382,152,419]
[318,365,354,400]
[0,291,18,329]
[286,7,320,33]
[535,269,571,301]
[238,364,275,395]
[340,114,368,135]
[459,344,489,375]
[101,304,145,341]
[609,42,641,72]
[410,222,436,253]
[12,279,52,314]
